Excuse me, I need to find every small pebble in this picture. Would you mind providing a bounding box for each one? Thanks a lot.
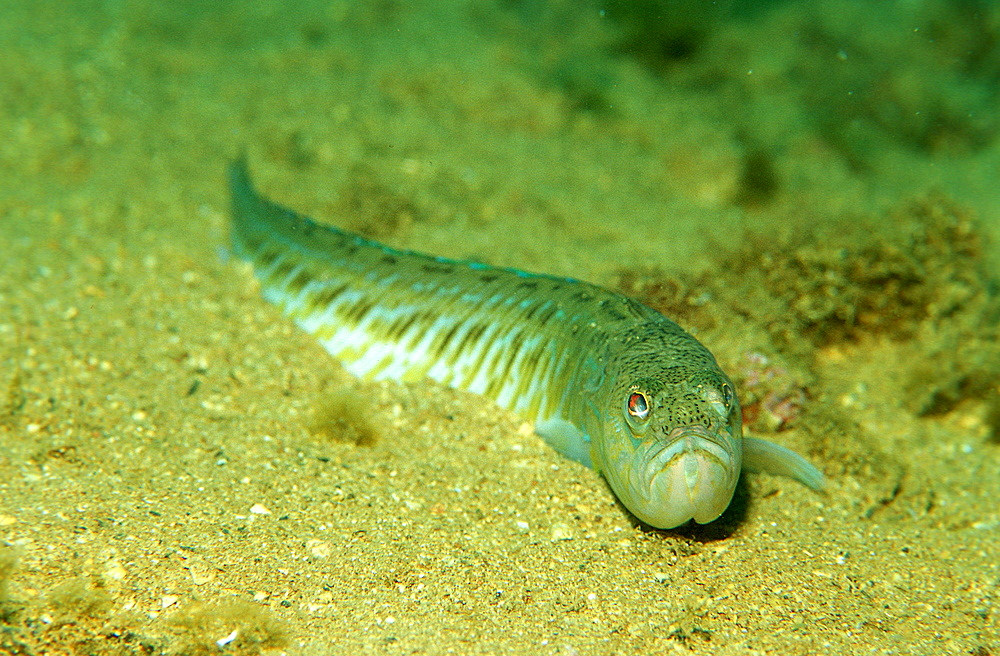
[550,523,573,541]
[216,630,238,648]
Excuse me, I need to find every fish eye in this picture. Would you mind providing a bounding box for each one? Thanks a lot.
[626,391,650,421]
[721,383,735,409]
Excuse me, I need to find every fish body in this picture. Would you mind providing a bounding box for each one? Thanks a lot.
[229,158,823,529]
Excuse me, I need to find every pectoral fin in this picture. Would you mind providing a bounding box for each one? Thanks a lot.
[535,417,593,469]
[743,436,825,491]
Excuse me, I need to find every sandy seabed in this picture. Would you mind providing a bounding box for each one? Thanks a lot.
[1,1,998,654]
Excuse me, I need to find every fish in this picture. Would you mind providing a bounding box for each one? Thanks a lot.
[228,157,824,529]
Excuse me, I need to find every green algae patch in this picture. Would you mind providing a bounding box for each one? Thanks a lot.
[167,599,287,656]
[309,381,385,447]
[708,193,993,351]
[708,193,1000,436]
[46,578,114,623]
[0,545,17,622]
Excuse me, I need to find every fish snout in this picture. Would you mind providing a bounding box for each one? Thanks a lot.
[631,428,739,528]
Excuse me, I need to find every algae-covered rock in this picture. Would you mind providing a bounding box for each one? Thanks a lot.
[712,193,994,350]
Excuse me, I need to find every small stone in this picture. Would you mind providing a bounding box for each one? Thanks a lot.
[187,558,217,585]
[103,562,127,581]
[306,539,332,558]
[550,523,573,541]
[216,629,238,648]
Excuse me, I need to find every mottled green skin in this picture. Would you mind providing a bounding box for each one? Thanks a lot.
[592,323,744,526]
[229,158,748,528]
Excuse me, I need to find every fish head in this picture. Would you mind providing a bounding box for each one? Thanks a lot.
[598,343,743,529]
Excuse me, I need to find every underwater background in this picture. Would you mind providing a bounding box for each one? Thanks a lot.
[1,1,998,653]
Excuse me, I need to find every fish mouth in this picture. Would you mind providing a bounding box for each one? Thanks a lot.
[639,426,738,525]
[644,427,736,484]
